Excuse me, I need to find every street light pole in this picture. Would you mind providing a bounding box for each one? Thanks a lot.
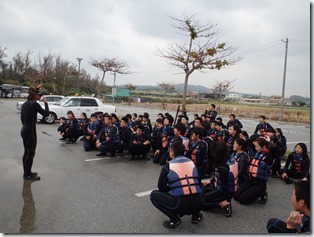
[280,38,288,122]
[76,58,83,95]
[112,71,117,104]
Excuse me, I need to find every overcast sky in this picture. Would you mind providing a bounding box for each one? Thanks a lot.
[0,0,311,97]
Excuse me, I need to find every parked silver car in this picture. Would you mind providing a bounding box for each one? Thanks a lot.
[38,96,116,124]
[16,95,64,111]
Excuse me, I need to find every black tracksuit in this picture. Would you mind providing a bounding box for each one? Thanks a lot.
[20,100,49,178]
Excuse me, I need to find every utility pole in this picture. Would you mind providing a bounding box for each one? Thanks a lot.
[280,38,288,121]
[76,58,83,95]
[112,71,117,104]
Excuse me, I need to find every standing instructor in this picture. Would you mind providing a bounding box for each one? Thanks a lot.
[21,85,49,180]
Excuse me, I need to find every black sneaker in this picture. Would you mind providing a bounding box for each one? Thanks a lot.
[192,212,203,224]
[258,192,268,204]
[162,218,182,228]
[30,172,38,177]
[223,203,232,217]
[284,177,293,184]
[96,153,106,156]
[271,172,279,178]
[24,175,40,181]
[142,155,150,160]
[59,137,66,141]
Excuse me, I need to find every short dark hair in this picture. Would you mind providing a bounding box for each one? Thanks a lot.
[216,117,223,122]
[259,115,266,120]
[230,113,236,118]
[195,117,203,123]
[60,117,66,120]
[254,137,269,149]
[174,122,186,135]
[240,130,249,139]
[67,110,74,116]
[90,113,98,118]
[216,121,223,127]
[193,127,206,139]
[132,113,137,118]
[235,138,246,149]
[137,124,144,131]
[295,180,310,210]
[121,117,128,123]
[125,114,132,120]
[170,141,185,157]
[165,115,174,125]
[104,115,113,120]
[211,104,216,109]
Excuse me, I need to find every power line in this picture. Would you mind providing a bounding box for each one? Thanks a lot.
[236,41,282,58]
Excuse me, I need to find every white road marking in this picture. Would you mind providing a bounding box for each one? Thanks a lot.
[85,157,110,162]
[135,190,154,197]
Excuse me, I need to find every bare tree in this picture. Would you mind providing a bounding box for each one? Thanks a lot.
[0,45,8,80]
[158,82,175,109]
[213,79,235,111]
[89,57,129,96]
[156,15,239,115]
[125,83,137,105]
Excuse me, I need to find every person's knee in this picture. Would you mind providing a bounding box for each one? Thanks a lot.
[238,196,250,205]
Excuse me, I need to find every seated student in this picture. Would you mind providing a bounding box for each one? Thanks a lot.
[129,124,151,161]
[231,138,250,187]
[82,113,99,151]
[264,128,283,178]
[78,112,89,137]
[64,111,81,144]
[118,117,132,153]
[150,142,203,228]
[267,180,310,233]
[226,125,241,153]
[216,117,227,129]
[158,122,189,166]
[151,118,164,161]
[280,143,310,184]
[207,121,217,141]
[215,121,229,142]
[180,115,192,139]
[96,115,120,157]
[253,115,273,137]
[142,114,152,137]
[226,114,243,129]
[110,113,120,128]
[152,116,174,164]
[234,138,273,205]
[201,114,210,130]
[187,127,208,179]
[206,104,217,123]
[201,141,238,217]
[188,114,199,129]
[57,117,68,141]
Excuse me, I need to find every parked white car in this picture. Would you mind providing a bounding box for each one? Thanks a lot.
[16,95,64,111]
[38,96,116,124]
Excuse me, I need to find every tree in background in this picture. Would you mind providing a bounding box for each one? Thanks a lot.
[158,82,175,109]
[156,15,239,115]
[125,83,137,105]
[89,57,129,96]
[213,79,235,112]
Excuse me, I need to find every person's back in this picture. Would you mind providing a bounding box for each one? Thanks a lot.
[150,142,203,228]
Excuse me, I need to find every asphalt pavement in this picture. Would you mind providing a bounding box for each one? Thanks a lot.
[0,99,311,234]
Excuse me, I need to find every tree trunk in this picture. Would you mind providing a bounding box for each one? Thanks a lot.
[181,73,189,117]
[97,71,106,96]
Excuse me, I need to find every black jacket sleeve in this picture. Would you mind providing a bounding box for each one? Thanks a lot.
[217,165,232,202]
[284,153,293,172]
[157,164,170,192]
[35,102,49,117]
